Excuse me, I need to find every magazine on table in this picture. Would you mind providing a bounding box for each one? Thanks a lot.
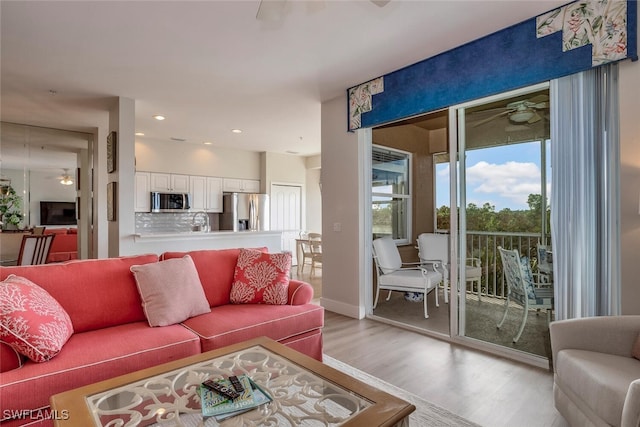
[199,375,272,420]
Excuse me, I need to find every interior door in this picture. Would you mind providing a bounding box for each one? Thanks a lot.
[270,184,302,262]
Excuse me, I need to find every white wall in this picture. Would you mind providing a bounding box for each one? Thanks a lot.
[320,96,365,318]
[136,139,261,180]
[305,167,322,234]
[618,10,640,314]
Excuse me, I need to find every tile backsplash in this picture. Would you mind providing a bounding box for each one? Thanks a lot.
[135,212,218,233]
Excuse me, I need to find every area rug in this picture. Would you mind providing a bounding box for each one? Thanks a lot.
[323,355,482,427]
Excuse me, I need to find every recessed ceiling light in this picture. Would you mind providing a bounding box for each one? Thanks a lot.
[153,115,166,121]
[203,141,213,145]
[135,132,145,136]
[231,129,242,134]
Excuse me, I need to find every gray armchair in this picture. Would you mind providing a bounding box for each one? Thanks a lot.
[550,315,640,427]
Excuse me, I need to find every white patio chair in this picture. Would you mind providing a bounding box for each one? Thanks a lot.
[372,236,442,318]
[497,246,554,343]
[416,233,482,303]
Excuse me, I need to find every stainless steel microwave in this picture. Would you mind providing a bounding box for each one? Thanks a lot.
[150,192,191,212]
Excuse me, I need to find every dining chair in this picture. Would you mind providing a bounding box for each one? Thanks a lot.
[309,236,322,275]
[17,234,56,265]
[416,233,482,303]
[32,226,46,235]
[497,246,554,343]
[372,236,442,318]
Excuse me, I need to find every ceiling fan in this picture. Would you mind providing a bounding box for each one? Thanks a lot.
[471,94,549,128]
[256,0,390,21]
[57,169,74,186]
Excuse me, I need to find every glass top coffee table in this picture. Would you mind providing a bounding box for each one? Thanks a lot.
[50,337,414,426]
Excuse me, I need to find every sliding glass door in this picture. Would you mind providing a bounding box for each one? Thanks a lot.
[451,83,553,359]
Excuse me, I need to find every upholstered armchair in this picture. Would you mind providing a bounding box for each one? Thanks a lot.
[550,315,640,427]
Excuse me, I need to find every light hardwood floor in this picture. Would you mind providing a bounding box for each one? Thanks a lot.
[293,268,568,427]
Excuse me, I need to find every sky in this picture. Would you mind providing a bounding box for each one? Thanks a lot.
[435,141,551,211]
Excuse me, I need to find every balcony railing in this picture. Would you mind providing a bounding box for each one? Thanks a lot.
[464,231,551,299]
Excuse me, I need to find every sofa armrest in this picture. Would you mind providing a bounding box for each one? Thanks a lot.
[288,279,314,305]
[622,379,640,427]
[550,315,640,367]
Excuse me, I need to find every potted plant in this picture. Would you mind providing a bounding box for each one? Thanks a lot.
[0,185,24,230]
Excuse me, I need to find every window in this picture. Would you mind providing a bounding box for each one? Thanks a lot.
[372,145,411,244]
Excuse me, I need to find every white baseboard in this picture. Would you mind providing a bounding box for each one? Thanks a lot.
[320,297,365,319]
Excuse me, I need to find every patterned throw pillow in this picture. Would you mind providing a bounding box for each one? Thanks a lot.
[230,249,291,305]
[0,275,74,362]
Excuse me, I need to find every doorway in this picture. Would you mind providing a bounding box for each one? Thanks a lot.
[270,183,302,262]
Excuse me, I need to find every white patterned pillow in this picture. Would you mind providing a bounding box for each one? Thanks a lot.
[0,275,74,362]
[230,249,291,305]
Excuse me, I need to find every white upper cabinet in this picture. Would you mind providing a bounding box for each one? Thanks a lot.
[134,172,151,212]
[190,176,223,213]
[206,177,223,212]
[150,173,190,192]
[189,175,207,211]
[223,178,260,193]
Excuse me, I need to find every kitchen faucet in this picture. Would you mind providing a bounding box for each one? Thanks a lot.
[191,211,210,232]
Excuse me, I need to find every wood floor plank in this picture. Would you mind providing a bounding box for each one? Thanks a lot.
[322,310,568,427]
[292,268,566,426]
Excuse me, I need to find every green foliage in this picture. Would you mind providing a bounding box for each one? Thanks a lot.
[437,193,550,233]
[0,186,23,227]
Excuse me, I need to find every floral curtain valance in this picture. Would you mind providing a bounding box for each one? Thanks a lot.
[348,0,637,131]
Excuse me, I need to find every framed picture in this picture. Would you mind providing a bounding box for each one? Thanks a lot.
[107,131,117,173]
[107,182,117,221]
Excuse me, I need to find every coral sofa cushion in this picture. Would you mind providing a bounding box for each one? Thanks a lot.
[230,249,291,305]
[0,254,158,333]
[131,255,210,327]
[0,341,23,372]
[0,275,73,362]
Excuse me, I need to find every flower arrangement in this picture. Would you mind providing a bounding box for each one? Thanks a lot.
[0,185,24,229]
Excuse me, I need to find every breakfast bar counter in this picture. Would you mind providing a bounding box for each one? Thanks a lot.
[126,230,283,255]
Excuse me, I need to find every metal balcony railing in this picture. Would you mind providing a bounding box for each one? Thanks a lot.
[463,231,552,299]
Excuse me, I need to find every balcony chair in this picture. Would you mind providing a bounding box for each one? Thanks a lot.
[416,233,482,304]
[497,246,554,343]
[17,234,55,266]
[536,244,553,286]
[372,236,442,318]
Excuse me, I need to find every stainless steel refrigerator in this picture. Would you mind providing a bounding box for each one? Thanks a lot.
[220,193,270,231]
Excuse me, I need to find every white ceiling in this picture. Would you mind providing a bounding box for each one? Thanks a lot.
[1,0,567,162]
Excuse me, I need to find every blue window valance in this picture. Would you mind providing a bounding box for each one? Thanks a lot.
[348,0,637,131]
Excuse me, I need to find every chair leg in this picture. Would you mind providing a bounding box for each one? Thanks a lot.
[385,290,392,301]
[497,296,510,329]
[513,306,529,343]
[373,286,380,309]
[434,285,439,307]
[443,279,449,304]
[423,292,429,319]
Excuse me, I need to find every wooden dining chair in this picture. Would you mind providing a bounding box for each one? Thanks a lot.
[17,234,56,265]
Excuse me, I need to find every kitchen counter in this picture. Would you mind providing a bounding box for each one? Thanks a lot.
[124,230,283,256]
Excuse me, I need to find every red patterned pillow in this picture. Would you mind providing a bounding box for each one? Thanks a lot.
[0,275,74,362]
[230,249,291,305]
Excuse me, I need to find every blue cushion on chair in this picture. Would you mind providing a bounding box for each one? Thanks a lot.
[519,256,537,300]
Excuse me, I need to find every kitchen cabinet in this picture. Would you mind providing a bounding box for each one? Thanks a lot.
[150,173,190,192]
[189,176,223,212]
[134,172,151,212]
[223,178,260,193]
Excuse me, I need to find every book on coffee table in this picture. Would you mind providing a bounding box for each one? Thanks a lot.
[200,375,272,420]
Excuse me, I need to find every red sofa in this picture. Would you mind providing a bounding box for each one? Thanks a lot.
[43,228,78,263]
[0,249,324,427]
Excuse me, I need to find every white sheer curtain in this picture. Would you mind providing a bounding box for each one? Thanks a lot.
[550,64,621,321]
